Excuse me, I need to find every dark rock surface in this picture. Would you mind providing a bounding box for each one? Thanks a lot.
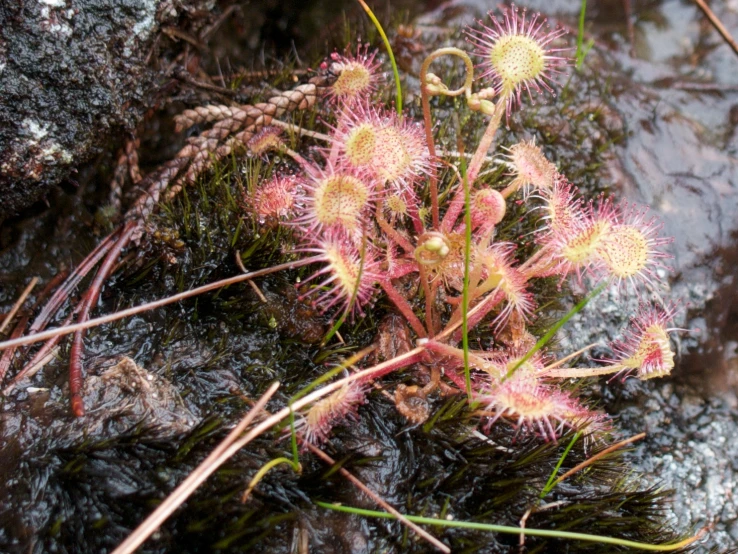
[0,0,209,222]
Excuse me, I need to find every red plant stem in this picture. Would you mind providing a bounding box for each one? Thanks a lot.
[32,270,70,310]
[387,261,418,281]
[9,270,70,371]
[376,202,414,253]
[442,365,469,390]
[440,184,465,233]
[441,98,507,232]
[466,97,506,185]
[378,279,427,338]
[419,47,474,231]
[0,256,325,352]
[450,290,505,344]
[28,229,120,335]
[69,222,137,416]
[417,264,436,336]
[420,85,440,231]
[429,279,441,332]
[357,348,426,382]
[424,340,493,376]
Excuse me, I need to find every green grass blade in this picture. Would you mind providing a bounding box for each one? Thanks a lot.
[356,0,402,113]
[505,282,606,381]
[315,502,705,551]
[575,0,595,69]
[540,431,581,498]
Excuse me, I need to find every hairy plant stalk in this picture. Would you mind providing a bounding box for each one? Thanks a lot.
[420,47,475,230]
[378,279,427,338]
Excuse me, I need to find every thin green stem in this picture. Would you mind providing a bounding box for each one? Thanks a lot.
[356,0,402,114]
[505,283,606,381]
[575,0,594,70]
[540,431,581,498]
[459,128,472,400]
[289,406,299,467]
[316,502,708,551]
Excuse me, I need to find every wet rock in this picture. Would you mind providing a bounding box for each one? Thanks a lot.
[0,355,197,450]
[0,0,211,222]
[76,355,198,437]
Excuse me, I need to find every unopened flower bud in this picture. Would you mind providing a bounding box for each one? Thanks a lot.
[424,236,446,252]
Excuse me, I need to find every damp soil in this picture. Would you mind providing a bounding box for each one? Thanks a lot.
[2,0,738,552]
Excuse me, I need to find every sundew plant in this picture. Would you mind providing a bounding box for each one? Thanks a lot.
[234,5,678,445]
[0,4,708,552]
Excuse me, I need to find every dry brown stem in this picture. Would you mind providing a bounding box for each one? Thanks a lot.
[307,444,450,553]
[693,0,738,57]
[0,257,322,353]
[0,277,38,336]
[111,382,281,554]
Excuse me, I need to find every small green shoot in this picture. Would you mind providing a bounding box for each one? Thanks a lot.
[540,431,581,498]
[242,457,301,502]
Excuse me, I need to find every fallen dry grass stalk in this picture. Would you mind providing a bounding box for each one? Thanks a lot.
[112,382,281,554]
[0,258,320,353]
[113,346,426,553]
[554,432,647,486]
[307,443,451,553]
